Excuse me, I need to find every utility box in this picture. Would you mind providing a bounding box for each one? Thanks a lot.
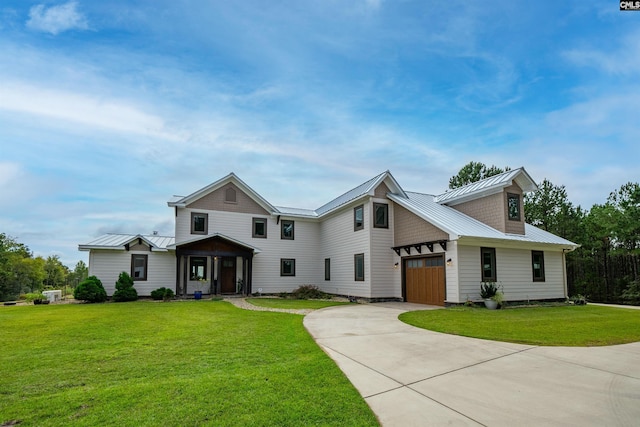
[42,290,62,302]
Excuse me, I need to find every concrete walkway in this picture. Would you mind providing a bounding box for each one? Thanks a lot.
[303,303,640,426]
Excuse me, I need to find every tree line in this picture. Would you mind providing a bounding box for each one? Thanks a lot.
[450,162,640,304]
[0,233,88,301]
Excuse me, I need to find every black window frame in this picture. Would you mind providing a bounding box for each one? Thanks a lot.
[324,258,330,281]
[252,217,267,238]
[532,251,546,282]
[189,256,208,281]
[354,253,365,281]
[281,220,295,240]
[507,193,521,221]
[481,247,497,282]
[354,205,364,231]
[191,212,208,235]
[131,254,148,281]
[373,203,389,229]
[280,259,296,277]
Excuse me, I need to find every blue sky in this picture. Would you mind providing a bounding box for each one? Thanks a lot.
[1,1,638,267]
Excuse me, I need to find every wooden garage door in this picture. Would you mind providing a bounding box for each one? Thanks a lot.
[405,256,445,306]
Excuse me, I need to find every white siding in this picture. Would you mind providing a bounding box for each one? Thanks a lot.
[370,199,400,299]
[177,209,322,293]
[457,243,567,302]
[318,201,371,298]
[88,249,176,296]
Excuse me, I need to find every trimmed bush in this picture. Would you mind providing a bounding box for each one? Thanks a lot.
[150,287,175,301]
[74,276,107,303]
[112,272,138,302]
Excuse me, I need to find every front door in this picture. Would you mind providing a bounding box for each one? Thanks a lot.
[220,257,236,294]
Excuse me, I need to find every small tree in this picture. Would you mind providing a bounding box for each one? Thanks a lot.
[74,276,107,303]
[112,272,138,302]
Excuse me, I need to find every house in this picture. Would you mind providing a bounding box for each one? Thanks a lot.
[79,168,578,305]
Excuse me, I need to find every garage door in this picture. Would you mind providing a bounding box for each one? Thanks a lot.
[405,256,445,306]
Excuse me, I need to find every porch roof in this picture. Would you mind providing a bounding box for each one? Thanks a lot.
[167,232,262,253]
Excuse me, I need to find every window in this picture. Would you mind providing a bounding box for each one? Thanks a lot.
[354,205,364,231]
[354,253,365,281]
[532,251,545,282]
[481,247,496,282]
[190,257,207,280]
[131,254,148,281]
[225,187,237,203]
[280,259,295,276]
[325,258,330,281]
[252,218,267,238]
[373,203,389,228]
[281,220,294,240]
[191,212,208,235]
[507,193,521,221]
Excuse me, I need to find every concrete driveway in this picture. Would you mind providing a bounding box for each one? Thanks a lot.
[303,303,640,426]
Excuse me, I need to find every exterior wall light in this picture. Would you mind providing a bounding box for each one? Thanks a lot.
[446,258,453,267]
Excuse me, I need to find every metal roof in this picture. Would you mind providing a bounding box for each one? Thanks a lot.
[274,206,319,218]
[388,192,578,249]
[166,232,262,253]
[78,233,175,251]
[434,167,538,205]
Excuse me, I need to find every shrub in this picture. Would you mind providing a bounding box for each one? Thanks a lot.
[289,285,331,300]
[112,272,138,302]
[480,282,498,299]
[150,287,175,301]
[74,276,107,303]
[25,292,45,303]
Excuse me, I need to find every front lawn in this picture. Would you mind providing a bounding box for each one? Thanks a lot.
[0,301,378,426]
[246,298,350,310]
[399,305,640,346]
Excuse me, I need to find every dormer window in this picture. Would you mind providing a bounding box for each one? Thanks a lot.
[507,193,521,221]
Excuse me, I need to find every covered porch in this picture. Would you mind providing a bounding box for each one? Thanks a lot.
[173,234,259,297]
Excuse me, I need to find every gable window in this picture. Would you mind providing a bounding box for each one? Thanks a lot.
[131,254,148,281]
[325,258,331,281]
[532,251,545,282]
[354,205,364,231]
[507,193,521,221]
[280,259,295,276]
[191,212,208,235]
[281,220,294,240]
[481,247,496,282]
[373,203,389,228]
[225,187,237,203]
[252,218,267,238]
[354,253,365,281]
[190,257,207,280]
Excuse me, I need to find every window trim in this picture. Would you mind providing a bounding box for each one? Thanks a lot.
[190,212,208,235]
[354,253,365,281]
[252,217,267,238]
[481,247,497,282]
[325,258,331,281]
[532,251,546,282]
[373,203,389,229]
[354,205,364,231]
[507,193,521,221]
[281,220,295,240]
[189,256,208,281]
[280,259,296,277]
[131,254,148,281]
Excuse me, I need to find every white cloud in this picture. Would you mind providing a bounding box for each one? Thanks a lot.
[563,29,640,75]
[0,81,185,142]
[26,1,88,35]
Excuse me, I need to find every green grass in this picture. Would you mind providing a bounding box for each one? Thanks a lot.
[0,301,378,426]
[399,305,640,346]
[246,298,350,310]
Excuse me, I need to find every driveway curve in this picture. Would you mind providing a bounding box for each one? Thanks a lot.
[304,302,640,427]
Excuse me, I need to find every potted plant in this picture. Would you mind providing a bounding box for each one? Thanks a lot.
[194,277,207,300]
[480,282,502,310]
